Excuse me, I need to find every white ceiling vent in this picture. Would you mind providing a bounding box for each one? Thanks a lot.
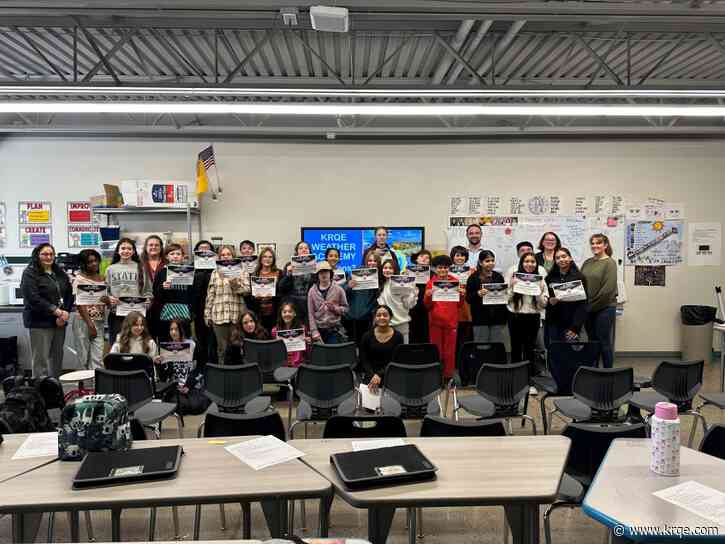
[309,6,349,33]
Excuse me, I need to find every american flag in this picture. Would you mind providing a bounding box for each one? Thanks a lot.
[198,145,216,171]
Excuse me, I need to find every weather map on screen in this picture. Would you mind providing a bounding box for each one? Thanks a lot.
[301,227,425,272]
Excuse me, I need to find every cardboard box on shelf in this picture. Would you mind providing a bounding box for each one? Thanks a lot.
[121,181,198,208]
[89,184,124,208]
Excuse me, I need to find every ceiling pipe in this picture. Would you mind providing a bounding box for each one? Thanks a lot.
[446,20,493,85]
[430,19,474,85]
[469,20,526,84]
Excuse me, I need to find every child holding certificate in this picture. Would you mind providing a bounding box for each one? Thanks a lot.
[505,252,548,363]
[72,249,107,370]
[377,258,417,343]
[153,243,193,341]
[250,247,281,333]
[279,241,316,322]
[465,250,508,344]
[424,255,464,380]
[272,302,311,367]
[545,248,588,345]
[307,261,349,344]
[109,311,160,363]
[344,250,381,345]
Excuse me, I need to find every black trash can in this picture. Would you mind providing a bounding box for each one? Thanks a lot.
[680,305,716,362]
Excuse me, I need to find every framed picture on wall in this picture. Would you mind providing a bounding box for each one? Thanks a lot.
[256,242,277,254]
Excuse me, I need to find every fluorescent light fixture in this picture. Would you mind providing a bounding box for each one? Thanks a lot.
[1,102,725,117]
[1,86,725,99]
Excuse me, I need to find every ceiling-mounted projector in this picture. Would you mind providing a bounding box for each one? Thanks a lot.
[310,5,349,33]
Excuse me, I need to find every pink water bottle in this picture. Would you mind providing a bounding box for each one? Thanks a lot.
[650,401,680,476]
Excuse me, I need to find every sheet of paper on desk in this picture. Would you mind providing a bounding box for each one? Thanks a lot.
[352,438,406,452]
[653,480,725,527]
[225,435,304,470]
[11,432,58,460]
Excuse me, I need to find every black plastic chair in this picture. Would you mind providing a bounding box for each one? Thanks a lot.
[243,338,296,430]
[309,342,357,368]
[532,342,600,435]
[455,361,537,435]
[289,363,356,439]
[699,424,725,460]
[550,367,634,429]
[457,342,508,386]
[697,390,725,425]
[322,415,407,439]
[629,360,707,447]
[380,362,442,419]
[103,353,175,399]
[420,415,507,438]
[202,363,272,419]
[194,411,286,540]
[544,422,648,544]
[392,343,440,365]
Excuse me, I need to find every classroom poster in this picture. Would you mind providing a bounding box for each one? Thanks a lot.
[67,224,100,248]
[634,266,666,287]
[18,201,52,224]
[66,201,93,224]
[19,225,52,248]
[625,220,683,266]
[0,201,6,248]
[688,222,721,267]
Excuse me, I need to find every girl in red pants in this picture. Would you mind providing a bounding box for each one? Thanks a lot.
[424,254,464,379]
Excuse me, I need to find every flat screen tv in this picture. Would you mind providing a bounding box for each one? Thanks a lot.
[301,227,425,272]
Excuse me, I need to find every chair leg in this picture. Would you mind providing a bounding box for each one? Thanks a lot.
[241,503,251,539]
[287,383,294,434]
[540,396,549,435]
[172,506,181,539]
[417,507,424,539]
[686,411,708,448]
[405,508,409,529]
[452,387,460,421]
[407,507,417,544]
[502,511,509,544]
[84,511,95,542]
[543,501,579,544]
[47,512,55,543]
[289,500,296,537]
[506,418,514,436]
[193,505,201,540]
[521,414,538,436]
[148,508,156,541]
[175,413,184,438]
[219,504,226,531]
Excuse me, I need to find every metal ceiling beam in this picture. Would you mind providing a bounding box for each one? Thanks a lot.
[362,34,415,85]
[469,20,526,84]
[446,20,492,84]
[292,31,346,86]
[82,29,135,82]
[575,34,624,86]
[76,21,121,84]
[430,19,473,85]
[10,26,70,82]
[586,28,625,87]
[223,30,271,83]
[638,34,687,86]
[432,32,487,87]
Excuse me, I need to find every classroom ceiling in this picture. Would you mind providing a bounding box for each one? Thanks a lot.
[3,1,725,137]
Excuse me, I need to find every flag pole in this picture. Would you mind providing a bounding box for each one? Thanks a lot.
[212,143,223,194]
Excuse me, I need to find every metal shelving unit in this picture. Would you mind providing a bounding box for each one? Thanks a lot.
[92,204,202,249]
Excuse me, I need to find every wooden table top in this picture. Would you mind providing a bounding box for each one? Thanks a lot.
[0,436,331,513]
[583,439,725,539]
[0,433,57,484]
[290,436,571,508]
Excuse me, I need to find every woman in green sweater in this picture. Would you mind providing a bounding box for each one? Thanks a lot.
[581,233,618,368]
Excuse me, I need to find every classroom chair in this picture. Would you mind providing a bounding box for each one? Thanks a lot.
[549,367,633,429]
[697,389,725,426]
[309,341,358,368]
[202,363,272,419]
[629,359,707,447]
[543,422,648,544]
[243,338,296,429]
[699,423,725,461]
[531,342,601,434]
[392,343,440,365]
[322,414,407,439]
[447,341,508,415]
[454,361,537,435]
[380,362,442,419]
[104,352,175,399]
[194,410,286,541]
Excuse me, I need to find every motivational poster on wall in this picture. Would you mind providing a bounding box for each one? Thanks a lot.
[19,225,52,248]
[67,224,100,248]
[66,201,93,224]
[18,201,52,224]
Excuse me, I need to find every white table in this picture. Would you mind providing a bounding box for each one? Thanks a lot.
[583,439,725,542]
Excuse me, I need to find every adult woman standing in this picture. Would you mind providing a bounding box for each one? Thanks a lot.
[581,234,618,368]
[250,247,281,332]
[21,243,73,378]
[191,240,216,366]
[72,249,107,370]
[204,244,248,364]
[359,305,404,392]
[141,235,166,339]
[465,250,508,343]
[279,241,316,322]
[535,232,561,274]
[545,248,588,345]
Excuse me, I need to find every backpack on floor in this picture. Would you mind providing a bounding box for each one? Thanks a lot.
[0,378,55,433]
[58,394,132,461]
[0,337,18,383]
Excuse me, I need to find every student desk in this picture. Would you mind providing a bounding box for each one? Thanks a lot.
[290,435,571,544]
[583,439,725,542]
[0,433,57,484]
[0,436,332,543]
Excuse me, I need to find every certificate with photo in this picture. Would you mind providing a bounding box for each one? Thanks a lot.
[450,265,471,285]
[216,258,242,279]
[167,264,195,286]
[276,328,306,352]
[75,283,107,305]
[116,296,147,317]
[159,341,194,363]
[513,273,543,296]
[550,280,586,302]
[251,276,276,297]
[351,268,379,290]
[481,283,508,305]
[239,255,258,274]
[432,280,460,302]
[333,269,347,286]
[194,250,217,270]
[408,264,430,285]
[291,255,316,276]
[390,274,415,295]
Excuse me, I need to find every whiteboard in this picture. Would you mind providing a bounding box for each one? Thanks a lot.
[447,215,626,302]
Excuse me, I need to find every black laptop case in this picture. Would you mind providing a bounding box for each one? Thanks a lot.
[73,445,183,489]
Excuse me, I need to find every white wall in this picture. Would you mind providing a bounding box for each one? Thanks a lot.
[1,136,724,353]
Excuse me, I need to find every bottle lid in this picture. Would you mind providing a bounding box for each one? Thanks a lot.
[654,401,678,420]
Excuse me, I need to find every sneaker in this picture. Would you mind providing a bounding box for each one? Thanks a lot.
[529,386,538,396]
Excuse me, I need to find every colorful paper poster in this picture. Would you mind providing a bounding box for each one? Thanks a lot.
[688,222,721,267]
[527,195,561,216]
[67,224,100,248]
[634,266,666,287]
[625,220,683,266]
[19,225,52,248]
[67,201,93,224]
[18,201,51,224]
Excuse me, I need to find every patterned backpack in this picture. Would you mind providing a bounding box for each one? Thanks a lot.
[58,394,132,461]
[0,378,55,433]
